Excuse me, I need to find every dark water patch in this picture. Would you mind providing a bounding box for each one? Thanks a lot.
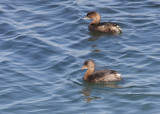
[0,23,16,35]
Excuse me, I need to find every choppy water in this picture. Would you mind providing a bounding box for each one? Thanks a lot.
[0,0,160,114]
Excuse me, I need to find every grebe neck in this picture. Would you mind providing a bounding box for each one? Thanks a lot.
[84,68,94,81]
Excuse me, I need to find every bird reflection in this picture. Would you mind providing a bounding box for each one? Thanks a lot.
[88,31,105,53]
[88,31,120,53]
[82,88,101,103]
[88,37,101,53]
[92,49,101,52]
[82,83,122,103]
[88,31,104,37]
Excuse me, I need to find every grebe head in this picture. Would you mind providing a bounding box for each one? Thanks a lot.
[84,11,101,24]
[81,59,95,70]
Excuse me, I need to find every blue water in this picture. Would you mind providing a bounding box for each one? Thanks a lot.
[0,0,160,114]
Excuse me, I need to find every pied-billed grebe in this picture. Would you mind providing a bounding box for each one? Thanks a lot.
[81,59,122,83]
[84,11,122,34]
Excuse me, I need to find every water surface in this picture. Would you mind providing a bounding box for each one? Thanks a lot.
[0,0,160,114]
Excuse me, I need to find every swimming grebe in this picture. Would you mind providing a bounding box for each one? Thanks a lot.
[84,11,122,34]
[81,59,122,83]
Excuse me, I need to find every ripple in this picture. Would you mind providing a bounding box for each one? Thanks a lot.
[0,23,16,35]
[0,0,160,113]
